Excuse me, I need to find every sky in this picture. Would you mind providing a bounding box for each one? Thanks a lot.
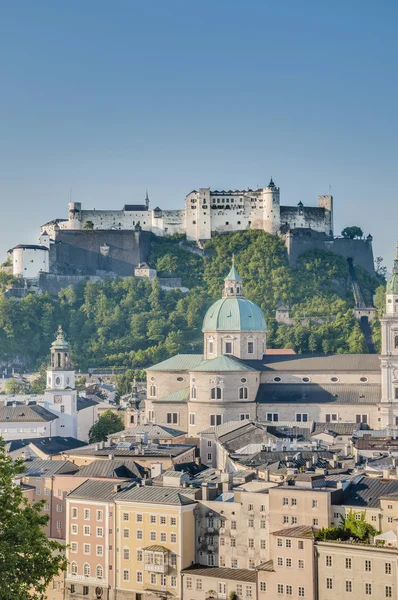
[0,0,397,267]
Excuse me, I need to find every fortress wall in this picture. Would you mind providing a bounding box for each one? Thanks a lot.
[49,229,151,276]
[286,230,375,275]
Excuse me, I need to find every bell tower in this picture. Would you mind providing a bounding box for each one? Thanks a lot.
[380,244,398,427]
[44,326,77,437]
[223,257,244,298]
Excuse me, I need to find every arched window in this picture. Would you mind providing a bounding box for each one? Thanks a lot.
[57,352,61,368]
[84,563,90,577]
[211,387,222,400]
[71,561,78,575]
[191,386,197,399]
[130,415,135,423]
[96,565,103,579]
[395,334,398,349]
[51,354,55,368]
[149,385,156,397]
[239,386,248,400]
[208,339,214,355]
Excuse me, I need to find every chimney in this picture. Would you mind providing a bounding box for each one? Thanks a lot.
[383,469,390,480]
[306,461,311,470]
[201,483,209,501]
[108,454,114,460]
[263,468,270,482]
[113,483,121,493]
[312,454,317,465]
[194,456,201,466]
[221,472,231,493]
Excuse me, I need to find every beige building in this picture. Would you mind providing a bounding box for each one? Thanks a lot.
[143,257,398,435]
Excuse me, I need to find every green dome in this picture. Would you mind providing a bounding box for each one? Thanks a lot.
[203,297,267,332]
[387,273,398,294]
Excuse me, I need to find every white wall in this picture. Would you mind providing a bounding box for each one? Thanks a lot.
[11,247,49,278]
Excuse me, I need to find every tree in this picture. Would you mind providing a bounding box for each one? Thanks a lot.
[5,378,28,394]
[30,363,47,394]
[0,440,66,599]
[83,220,94,230]
[341,226,363,239]
[374,256,387,281]
[88,409,125,443]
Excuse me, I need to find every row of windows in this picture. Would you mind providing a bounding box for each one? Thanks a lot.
[276,584,305,596]
[122,571,177,585]
[271,376,369,383]
[325,579,392,596]
[277,557,305,569]
[282,498,318,508]
[207,340,255,355]
[70,562,103,579]
[71,507,103,521]
[122,528,177,543]
[70,542,104,555]
[71,525,103,536]
[186,579,253,598]
[325,556,392,573]
[266,412,369,424]
[126,513,177,525]
[277,538,304,550]
[282,515,319,526]
[220,537,267,549]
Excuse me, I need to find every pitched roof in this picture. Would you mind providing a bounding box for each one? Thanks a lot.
[68,479,131,501]
[64,442,194,459]
[152,388,190,404]
[147,354,203,372]
[116,485,197,505]
[5,436,87,455]
[111,424,186,439]
[312,422,362,436]
[123,204,148,211]
[255,383,380,405]
[182,565,256,583]
[341,477,398,508]
[272,525,316,538]
[0,405,58,423]
[77,396,100,411]
[244,354,380,372]
[192,355,256,373]
[225,264,242,281]
[23,459,79,477]
[76,459,145,479]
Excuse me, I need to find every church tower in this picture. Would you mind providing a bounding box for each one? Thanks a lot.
[380,244,398,428]
[44,326,78,437]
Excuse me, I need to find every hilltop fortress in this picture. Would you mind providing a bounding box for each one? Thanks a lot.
[8,179,374,287]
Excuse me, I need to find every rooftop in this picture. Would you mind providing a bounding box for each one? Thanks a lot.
[76,459,145,479]
[272,525,316,538]
[256,383,380,405]
[116,485,197,505]
[244,353,380,372]
[4,436,87,455]
[0,405,58,423]
[68,479,132,501]
[192,355,256,373]
[147,354,203,372]
[110,424,186,440]
[341,477,398,508]
[182,565,256,583]
[23,459,79,477]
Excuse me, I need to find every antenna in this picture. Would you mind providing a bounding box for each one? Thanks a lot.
[69,188,72,203]
[329,184,332,195]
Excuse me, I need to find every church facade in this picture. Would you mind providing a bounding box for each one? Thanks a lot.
[145,248,398,435]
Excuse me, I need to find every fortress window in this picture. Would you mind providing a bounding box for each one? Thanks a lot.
[208,340,214,354]
[360,377,368,383]
[331,377,339,382]
[225,222,229,225]
[192,221,196,224]
[149,385,157,397]
[302,377,310,383]
[211,387,222,400]
[248,341,254,354]
[237,221,241,225]
[241,378,247,383]
[273,377,281,383]
[191,386,197,399]
[239,386,248,400]
[167,413,178,424]
[210,415,222,426]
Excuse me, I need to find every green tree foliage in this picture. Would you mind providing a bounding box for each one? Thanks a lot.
[115,369,146,401]
[0,231,380,368]
[88,409,125,443]
[0,440,66,599]
[29,363,47,394]
[4,378,28,394]
[341,226,364,239]
[315,510,378,543]
[83,220,94,230]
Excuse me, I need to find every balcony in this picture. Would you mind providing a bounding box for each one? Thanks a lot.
[144,563,169,574]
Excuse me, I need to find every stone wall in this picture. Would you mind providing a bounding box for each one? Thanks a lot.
[285,229,375,275]
[49,229,151,276]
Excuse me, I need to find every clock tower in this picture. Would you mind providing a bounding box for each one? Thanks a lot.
[44,326,77,437]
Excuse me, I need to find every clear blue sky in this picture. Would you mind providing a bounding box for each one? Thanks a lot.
[1,1,397,267]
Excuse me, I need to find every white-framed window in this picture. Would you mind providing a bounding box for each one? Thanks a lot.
[83,563,90,577]
[44,503,50,511]
[123,569,130,581]
[356,414,368,424]
[96,565,103,579]
[71,524,78,535]
[171,576,177,587]
[260,582,267,592]
[71,542,78,553]
[170,533,177,543]
[35,487,41,495]
[149,385,157,397]
[189,413,195,426]
[44,487,50,496]
[56,504,62,512]
[208,339,214,355]
[326,413,338,422]
[191,387,197,399]
[71,561,78,575]
[161,532,167,542]
[346,581,352,593]
[239,386,248,400]
[150,573,157,585]
[137,529,143,540]
[210,414,222,426]
[298,587,305,597]
[83,526,90,536]
[365,583,372,595]
[326,578,333,590]
[150,515,156,524]
[72,508,78,519]
[150,531,156,541]
[277,584,284,595]
[124,548,131,560]
[170,517,176,526]
[167,412,178,424]
[136,549,142,561]
[136,513,143,523]
[83,544,90,555]
[84,509,90,520]
[96,510,103,521]
[248,341,254,354]
[295,413,308,422]
[56,520,62,529]
[96,545,103,556]
[123,528,130,538]
[211,387,222,400]
[224,341,233,354]
[266,412,279,422]
[240,413,250,420]
[136,571,143,583]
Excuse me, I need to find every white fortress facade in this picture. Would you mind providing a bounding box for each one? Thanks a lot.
[40,180,333,242]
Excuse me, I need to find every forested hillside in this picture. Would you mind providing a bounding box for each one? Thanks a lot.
[0,231,384,370]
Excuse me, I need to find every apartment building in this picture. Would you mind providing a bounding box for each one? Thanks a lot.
[114,485,197,600]
[182,566,256,600]
[65,479,127,599]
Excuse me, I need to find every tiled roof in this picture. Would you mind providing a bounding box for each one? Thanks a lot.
[4,436,87,455]
[76,459,145,479]
[68,479,131,501]
[182,565,256,583]
[147,354,203,372]
[192,355,256,372]
[152,388,190,404]
[271,525,316,538]
[64,442,194,458]
[200,420,251,436]
[341,477,398,508]
[116,485,197,505]
[244,354,380,372]
[312,422,362,436]
[0,405,58,423]
[77,396,100,411]
[23,459,79,477]
[111,424,186,439]
[255,383,380,405]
